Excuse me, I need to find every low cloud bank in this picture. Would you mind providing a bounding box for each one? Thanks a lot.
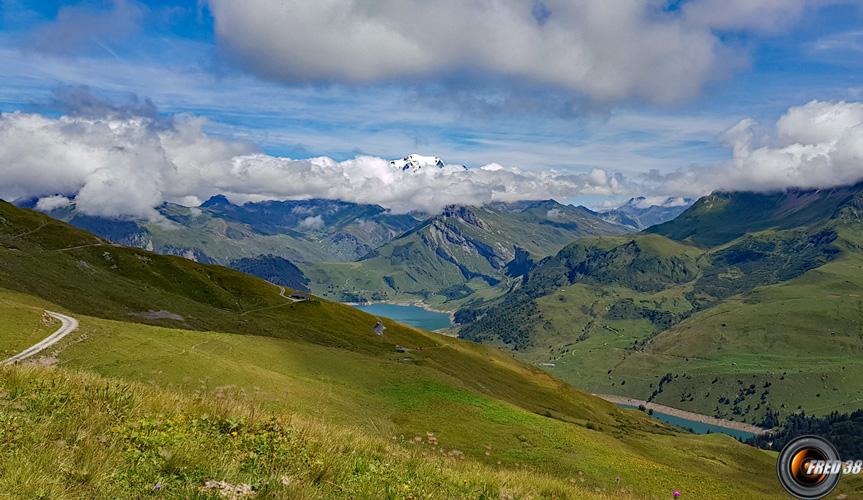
[2,98,862,220]
[0,106,622,219]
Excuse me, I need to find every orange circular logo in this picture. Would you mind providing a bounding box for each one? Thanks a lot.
[777,436,841,499]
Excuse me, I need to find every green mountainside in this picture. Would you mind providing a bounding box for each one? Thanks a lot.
[36,197,630,309]
[646,183,863,246]
[457,184,863,428]
[0,200,799,498]
[308,201,629,306]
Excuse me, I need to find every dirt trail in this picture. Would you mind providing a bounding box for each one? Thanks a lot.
[1,311,79,366]
[239,284,306,316]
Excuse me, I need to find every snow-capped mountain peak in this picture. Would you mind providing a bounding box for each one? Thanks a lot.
[390,154,446,172]
[623,196,693,210]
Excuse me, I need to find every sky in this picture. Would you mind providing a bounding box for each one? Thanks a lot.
[1,0,863,218]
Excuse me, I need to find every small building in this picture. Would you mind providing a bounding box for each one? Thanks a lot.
[373,321,386,335]
[289,292,310,301]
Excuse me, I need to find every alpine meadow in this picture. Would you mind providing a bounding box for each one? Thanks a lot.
[2,1,863,499]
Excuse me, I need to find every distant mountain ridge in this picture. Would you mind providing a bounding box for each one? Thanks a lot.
[30,196,421,265]
[601,196,694,230]
[647,183,863,246]
[307,199,631,304]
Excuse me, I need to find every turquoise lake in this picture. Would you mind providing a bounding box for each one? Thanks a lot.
[615,404,756,441]
[351,303,453,331]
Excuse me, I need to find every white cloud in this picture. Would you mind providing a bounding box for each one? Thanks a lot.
[0,111,250,219]
[205,0,815,104]
[631,196,691,209]
[7,99,863,220]
[34,195,72,212]
[776,100,863,145]
[299,215,324,230]
[655,100,863,196]
[0,109,626,218]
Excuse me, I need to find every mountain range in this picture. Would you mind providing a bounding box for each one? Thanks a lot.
[29,195,420,265]
[22,157,693,308]
[307,199,629,304]
[457,182,863,427]
[5,178,863,496]
[0,199,793,498]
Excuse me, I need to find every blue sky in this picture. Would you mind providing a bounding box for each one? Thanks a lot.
[1,1,862,212]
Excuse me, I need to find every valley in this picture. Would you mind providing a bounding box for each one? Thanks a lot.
[0,199,809,498]
[4,4,863,497]
[6,178,863,497]
[458,184,863,430]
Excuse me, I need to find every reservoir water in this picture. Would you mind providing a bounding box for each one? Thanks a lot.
[352,303,453,331]
[616,404,756,441]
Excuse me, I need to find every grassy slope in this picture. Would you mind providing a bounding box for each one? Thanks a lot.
[458,234,703,350]
[1,365,625,499]
[0,291,789,499]
[0,202,794,497]
[603,240,863,422]
[460,223,863,425]
[646,185,859,247]
[0,294,57,360]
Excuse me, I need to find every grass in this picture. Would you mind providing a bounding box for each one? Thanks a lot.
[1,365,632,499]
[0,287,800,498]
[605,250,863,423]
[458,213,863,426]
[0,200,833,497]
[0,291,58,360]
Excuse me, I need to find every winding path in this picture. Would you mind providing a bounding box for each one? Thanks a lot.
[0,311,78,366]
[239,284,306,316]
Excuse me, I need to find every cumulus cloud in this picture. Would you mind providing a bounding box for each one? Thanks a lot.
[34,195,72,212]
[0,102,626,219]
[653,100,863,196]
[7,92,862,220]
[0,108,250,219]
[206,0,815,104]
[299,215,324,230]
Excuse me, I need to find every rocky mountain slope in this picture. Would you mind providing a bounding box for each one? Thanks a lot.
[30,195,420,265]
[308,199,630,305]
